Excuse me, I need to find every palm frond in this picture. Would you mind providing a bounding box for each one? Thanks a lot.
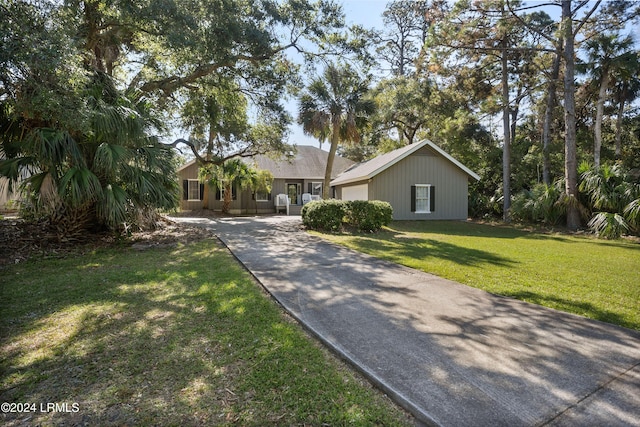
[587,212,629,239]
[58,167,102,207]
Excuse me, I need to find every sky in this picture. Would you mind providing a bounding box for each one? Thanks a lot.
[289,1,388,147]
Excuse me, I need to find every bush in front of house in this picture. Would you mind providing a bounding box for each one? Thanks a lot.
[301,199,347,232]
[302,199,393,232]
[345,200,393,232]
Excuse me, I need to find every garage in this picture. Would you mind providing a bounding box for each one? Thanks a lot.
[341,183,369,201]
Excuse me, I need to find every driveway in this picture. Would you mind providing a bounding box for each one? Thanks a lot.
[173,215,640,426]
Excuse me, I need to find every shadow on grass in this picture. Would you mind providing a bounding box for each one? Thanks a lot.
[387,220,578,243]
[347,233,516,268]
[0,240,409,426]
[502,290,638,331]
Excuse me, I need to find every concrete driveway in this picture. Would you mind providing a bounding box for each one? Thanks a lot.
[173,215,640,426]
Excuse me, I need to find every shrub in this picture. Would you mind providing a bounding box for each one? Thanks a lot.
[302,199,393,233]
[511,181,565,226]
[301,199,347,232]
[345,200,393,232]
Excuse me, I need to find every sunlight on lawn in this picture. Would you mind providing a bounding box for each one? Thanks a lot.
[1,241,412,426]
[318,221,640,330]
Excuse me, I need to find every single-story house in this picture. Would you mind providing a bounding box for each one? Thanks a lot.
[178,145,355,215]
[331,139,480,220]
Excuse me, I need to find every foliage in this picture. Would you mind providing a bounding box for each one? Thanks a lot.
[0,72,179,233]
[318,221,640,331]
[301,199,347,232]
[511,180,565,226]
[302,199,393,232]
[579,163,640,238]
[298,62,375,196]
[345,200,393,232]
[510,163,640,238]
[201,159,257,214]
[0,0,362,232]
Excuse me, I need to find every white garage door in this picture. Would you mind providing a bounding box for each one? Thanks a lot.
[342,184,368,201]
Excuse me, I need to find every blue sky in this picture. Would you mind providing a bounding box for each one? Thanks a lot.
[290,1,388,147]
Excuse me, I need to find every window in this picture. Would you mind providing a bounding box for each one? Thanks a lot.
[183,180,203,201]
[310,182,323,197]
[411,184,435,213]
[254,190,271,202]
[215,182,237,200]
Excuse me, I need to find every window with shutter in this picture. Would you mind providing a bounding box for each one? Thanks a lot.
[412,184,433,213]
[186,180,201,201]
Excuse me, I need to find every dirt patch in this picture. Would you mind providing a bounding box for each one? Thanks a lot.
[0,214,217,268]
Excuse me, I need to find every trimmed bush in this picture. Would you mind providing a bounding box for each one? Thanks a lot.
[345,200,393,232]
[301,199,347,231]
[302,199,393,233]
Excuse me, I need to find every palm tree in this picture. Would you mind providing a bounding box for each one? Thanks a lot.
[204,159,257,214]
[611,51,640,158]
[0,72,179,233]
[579,163,640,238]
[298,63,374,199]
[582,34,635,167]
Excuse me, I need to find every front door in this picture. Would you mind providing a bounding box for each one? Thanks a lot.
[287,183,300,205]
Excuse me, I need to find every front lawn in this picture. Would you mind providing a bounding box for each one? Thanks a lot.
[317,221,640,331]
[0,239,412,426]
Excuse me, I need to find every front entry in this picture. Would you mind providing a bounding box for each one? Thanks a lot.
[287,183,301,205]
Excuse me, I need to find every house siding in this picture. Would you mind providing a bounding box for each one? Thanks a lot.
[178,162,205,211]
[368,147,469,220]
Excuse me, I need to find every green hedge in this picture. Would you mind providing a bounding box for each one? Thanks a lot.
[301,199,347,231]
[346,200,393,232]
[301,199,393,232]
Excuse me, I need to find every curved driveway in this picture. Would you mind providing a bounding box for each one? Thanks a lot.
[173,215,640,426]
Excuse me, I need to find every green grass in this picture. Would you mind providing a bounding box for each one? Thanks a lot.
[317,221,640,331]
[0,240,412,426]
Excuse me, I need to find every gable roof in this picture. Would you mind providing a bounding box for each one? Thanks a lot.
[177,145,355,180]
[330,139,480,187]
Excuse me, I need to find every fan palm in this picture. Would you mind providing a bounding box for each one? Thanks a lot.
[203,159,257,214]
[581,34,635,167]
[298,63,374,199]
[0,72,179,233]
[579,163,640,238]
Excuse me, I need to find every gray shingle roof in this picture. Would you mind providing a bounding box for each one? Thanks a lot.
[330,139,480,186]
[247,145,355,180]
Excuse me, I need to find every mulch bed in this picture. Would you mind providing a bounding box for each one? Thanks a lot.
[0,213,218,269]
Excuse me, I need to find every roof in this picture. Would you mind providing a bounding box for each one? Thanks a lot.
[330,139,480,187]
[177,145,355,180]
[249,145,354,179]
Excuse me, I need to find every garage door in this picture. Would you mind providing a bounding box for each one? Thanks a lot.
[342,183,368,201]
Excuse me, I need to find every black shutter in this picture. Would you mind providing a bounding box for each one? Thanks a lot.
[215,188,221,200]
[308,183,312,193]
[232,184,237,200]
[268,192,272,201]
[182,180,188,200]
[430,186,435,212]
[199,183,205,200]
[410,185,416,212]
[252,192,256,200]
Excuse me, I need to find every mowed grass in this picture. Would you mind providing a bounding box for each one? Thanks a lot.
[0,240,412,426]
[317,221,640,331]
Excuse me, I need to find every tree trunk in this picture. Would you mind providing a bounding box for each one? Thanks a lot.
[502,34,511,223]
[615,85,627,158]
[202,129,215,209]
[323,116,340,199]
[542,41,562,185]
[594,70,609,167]
[222,183,232,214]
[562,0,580,231]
